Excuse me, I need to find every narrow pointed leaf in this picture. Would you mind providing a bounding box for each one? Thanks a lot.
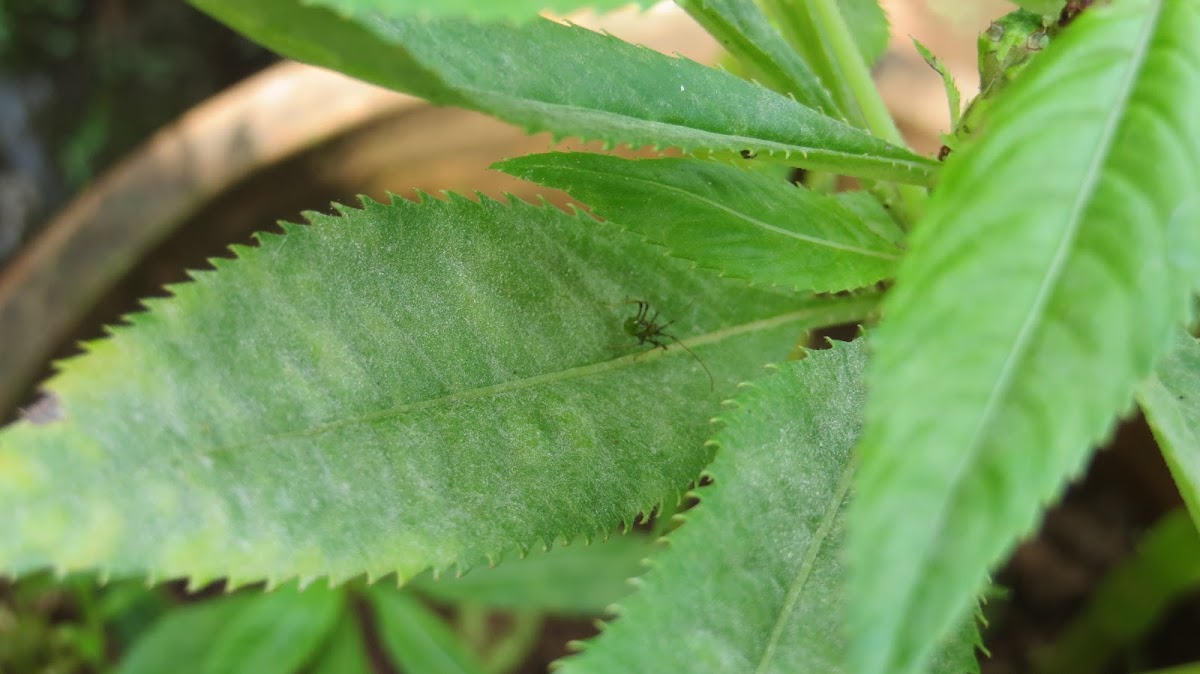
[558,341,979,674]
[306,0,645,21]
[912,38,962,130]
[1139,330,1200,530]
[309,612,375,674]
[760,0,890,125]
[411,535,654,616]
[117,585,342,674]
[0,195,876,586]
[496,153,901,292]
[1033,509,1200,674]
[675,0,841,117]
[851,3,1200,673]
[188,0,937,185]
[367,588,487,674]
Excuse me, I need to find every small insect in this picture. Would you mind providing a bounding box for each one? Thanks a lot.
[619,299,714,391]
[740,149,758,159]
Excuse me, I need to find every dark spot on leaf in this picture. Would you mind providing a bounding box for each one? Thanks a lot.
[20,391,65,425]
[740,149,757,159]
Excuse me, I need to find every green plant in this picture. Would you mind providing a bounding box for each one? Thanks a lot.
[1,0,1198,672]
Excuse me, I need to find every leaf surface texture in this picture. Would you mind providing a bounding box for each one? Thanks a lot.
[0,196,870,586]
[675,0,840,116]
[188,0,935,184]
[849,3,1200,673]
[497,153,901,292]
[1139,330,1200,529]
[559,341,979,673]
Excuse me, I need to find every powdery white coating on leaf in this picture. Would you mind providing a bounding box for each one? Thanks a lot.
[0,194,874,588]
[558,340,980,674]
[850,2,1200,673]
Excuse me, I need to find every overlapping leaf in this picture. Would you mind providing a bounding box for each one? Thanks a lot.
[1139,330,1200,529]
[675,0,840,117]
[850,2,1200,673]
[411,534,653,616]
[496,153,901,292]
[0,195,877,587]
[759,0,890,127]
[188,0,936,184]
[558,341,979,673]
[117,584,342,674]
[308,614,375,674]
[306,0,643,21]
[367,588,487,674]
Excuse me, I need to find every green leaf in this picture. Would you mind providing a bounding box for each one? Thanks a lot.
[1011,0,1065,19]
[0,195,875,586]
[1139,330,1200,530]
[1032,509,1200,674]
[912,38,962,130]
[187,0,937,185]
[305,0,644,21]
[832,190,904,246]
[411,535,653,617]
[836,0,890,66]
[116,584,342,674]
[759,0,890,126]
[558,341,980,673]
[308,610,375,674]
[367,588,486,674]
[850,3,1200,673]
[495,153,901,292]
[675,0,841,117]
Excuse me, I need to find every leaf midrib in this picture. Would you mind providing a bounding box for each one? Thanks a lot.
[527,163,901,261]
[882,4,1161,668]
[465,89,937,181]
[208,299,875,456]
[754,454,857,673]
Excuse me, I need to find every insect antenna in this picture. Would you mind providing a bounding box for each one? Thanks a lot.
[663,333,714,392]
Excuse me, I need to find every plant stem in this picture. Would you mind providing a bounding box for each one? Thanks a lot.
[807,0,898,144]
[806,0,928,225]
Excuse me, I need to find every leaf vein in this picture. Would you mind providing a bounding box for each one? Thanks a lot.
[543,164,901,260]
[754,454,857,673]
[882,1,1163,662]
[210,300,875,457]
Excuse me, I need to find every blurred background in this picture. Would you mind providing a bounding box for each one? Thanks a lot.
[2,1,1198,673]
